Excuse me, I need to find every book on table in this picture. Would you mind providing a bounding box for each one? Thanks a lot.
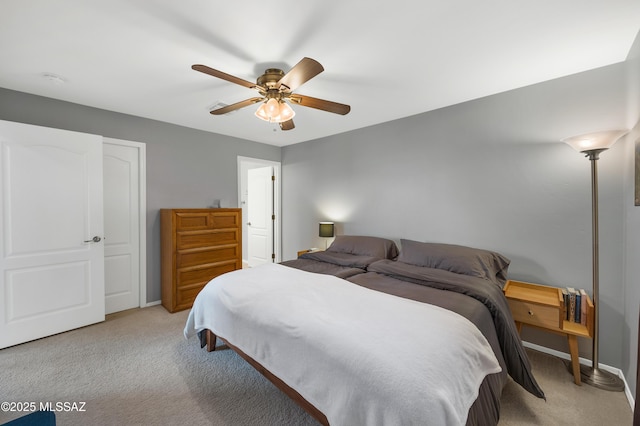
[562,287,588,325]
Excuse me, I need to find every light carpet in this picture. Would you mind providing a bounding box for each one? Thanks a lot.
[0,305,633,425]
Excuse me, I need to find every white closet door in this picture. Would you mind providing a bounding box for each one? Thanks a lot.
[103,139,142,314]
[0,120,105,349]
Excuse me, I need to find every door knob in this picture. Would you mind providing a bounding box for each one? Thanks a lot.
[84,236,102,243]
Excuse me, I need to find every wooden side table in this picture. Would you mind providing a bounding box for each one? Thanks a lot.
[504,280,594,385]
[297,248,322,258]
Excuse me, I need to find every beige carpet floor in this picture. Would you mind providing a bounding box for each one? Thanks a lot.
[0,305,633,425]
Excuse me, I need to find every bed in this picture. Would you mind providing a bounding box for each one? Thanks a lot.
[184,237,545,425]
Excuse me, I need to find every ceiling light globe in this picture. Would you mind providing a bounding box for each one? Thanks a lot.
[266,98,280,119]
[279,102,295,121]
[255,103,270,121]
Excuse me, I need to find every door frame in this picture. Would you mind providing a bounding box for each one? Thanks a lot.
[103,137,147,308]
[237,156,281,264]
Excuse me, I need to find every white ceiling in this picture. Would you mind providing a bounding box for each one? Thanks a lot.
[1,1,639,147]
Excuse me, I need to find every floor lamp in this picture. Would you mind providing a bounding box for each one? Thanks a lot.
[563,129,627,391]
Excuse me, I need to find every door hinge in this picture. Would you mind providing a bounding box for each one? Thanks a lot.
[271,175,275,181]
[272,214,275,220]
[271,253,276,260]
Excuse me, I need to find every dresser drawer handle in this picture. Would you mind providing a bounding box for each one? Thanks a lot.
[528,310,534,316]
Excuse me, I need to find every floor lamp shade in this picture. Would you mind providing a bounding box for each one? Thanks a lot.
[563,130,627,154]
[562,129,627,391]
[319,222,335,238]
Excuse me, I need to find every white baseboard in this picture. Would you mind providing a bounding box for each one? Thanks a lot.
[522,341,634,411]
[143,300,161,308]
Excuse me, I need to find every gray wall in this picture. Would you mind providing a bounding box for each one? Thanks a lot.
[282,62,631,373]
[0,88,281,302]
[623,31,640,396]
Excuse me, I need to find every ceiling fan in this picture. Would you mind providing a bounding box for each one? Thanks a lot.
[192,57,350,131]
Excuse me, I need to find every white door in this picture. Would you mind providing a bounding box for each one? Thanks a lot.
[247,166,273,267]
[237,157,281,265]
[103,139,144,314]
[0,120,105,349]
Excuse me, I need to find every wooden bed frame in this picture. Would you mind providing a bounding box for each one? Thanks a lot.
[203,329,330,426]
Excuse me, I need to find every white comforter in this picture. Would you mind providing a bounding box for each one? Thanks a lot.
[184,263,501,426]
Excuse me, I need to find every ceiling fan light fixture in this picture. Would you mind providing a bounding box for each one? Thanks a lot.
[193,57,347,131]
[255,100,295,123]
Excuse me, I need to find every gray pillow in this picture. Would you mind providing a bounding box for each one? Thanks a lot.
[327,235,399,259]
[397,239,510,286]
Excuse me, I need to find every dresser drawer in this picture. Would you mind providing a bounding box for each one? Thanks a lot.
[175,212,211,230]
[507,299,562,331]
[177,229,239,249]
[178,244,240,268]
[174,285,206,311]
[177,260,240,288]
[210,211,240,229]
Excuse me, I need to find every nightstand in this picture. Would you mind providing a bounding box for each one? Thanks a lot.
[503,280,594,385]
[297,248,322,258]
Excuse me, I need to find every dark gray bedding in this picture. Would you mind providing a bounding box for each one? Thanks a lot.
[280,235,399,278]
[279,255,367,278]
[363,259,545,400]
[346,271,507,425]
[300,250,384,269]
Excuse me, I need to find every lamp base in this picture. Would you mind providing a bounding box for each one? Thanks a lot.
[567,364,625,391]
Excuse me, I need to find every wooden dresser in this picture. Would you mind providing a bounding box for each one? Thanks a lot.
[161,208,242,313]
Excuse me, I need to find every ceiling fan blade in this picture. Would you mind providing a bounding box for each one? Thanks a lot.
[289,94,351,115]
[192,64,263,90]
[209,97,264,115]
[279,119,295,131]
[277,57,324,91]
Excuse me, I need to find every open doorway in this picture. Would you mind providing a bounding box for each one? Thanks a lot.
[237,157,281,267]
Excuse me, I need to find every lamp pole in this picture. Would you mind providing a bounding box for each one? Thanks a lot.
[579,148,624,391]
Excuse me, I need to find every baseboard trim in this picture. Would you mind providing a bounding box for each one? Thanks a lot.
[522,341,634,410]
[143,300,161,308]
